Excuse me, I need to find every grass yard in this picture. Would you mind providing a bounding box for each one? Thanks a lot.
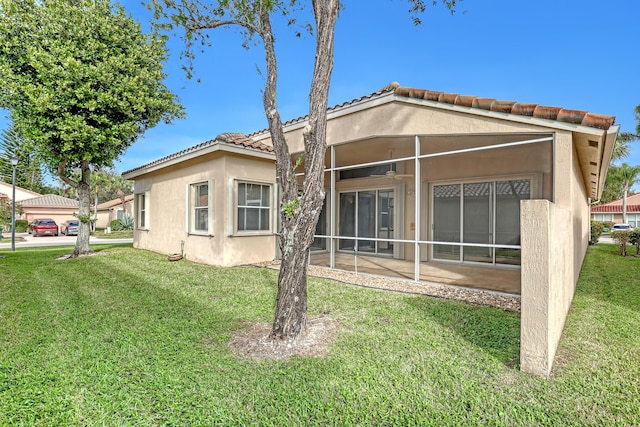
[0,243,639,425]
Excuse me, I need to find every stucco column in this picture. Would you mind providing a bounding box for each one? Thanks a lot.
[520,199,552,377]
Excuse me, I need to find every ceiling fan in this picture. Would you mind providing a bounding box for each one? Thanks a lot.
[373,150,413,180]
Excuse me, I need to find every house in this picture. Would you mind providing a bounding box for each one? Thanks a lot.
[591,193,640,227]
[0,181,41,203]
[95,194,134,229]
[19,194,80,225]
[123,83,619,377]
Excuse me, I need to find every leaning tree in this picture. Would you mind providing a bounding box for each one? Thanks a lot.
[0,0,183,256]
[149,0,460,340]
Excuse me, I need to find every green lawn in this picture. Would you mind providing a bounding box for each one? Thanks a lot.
[0,243,638,425]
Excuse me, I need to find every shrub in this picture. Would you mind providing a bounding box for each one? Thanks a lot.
[14,220,28,232]
[603,221,615,232]
[590,221,605,245]
[630,228,640,255]
[110,219,123,231]
[611,230,632,256]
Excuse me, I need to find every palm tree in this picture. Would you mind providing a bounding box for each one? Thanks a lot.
[618,163,640,224]
[612,132,638,162]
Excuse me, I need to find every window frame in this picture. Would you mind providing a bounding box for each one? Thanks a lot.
[232,180,274,235]
[187,179,214,236]
[429,173,539,267]
[135,192,149,230]
[592,213,613,223]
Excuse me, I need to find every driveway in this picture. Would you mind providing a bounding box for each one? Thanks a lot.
[0,232,133,249]
[598,235,614,244]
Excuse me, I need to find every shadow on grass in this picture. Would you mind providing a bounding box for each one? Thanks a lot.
[406,296,521,368]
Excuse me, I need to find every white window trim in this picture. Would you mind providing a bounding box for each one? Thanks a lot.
[135,191,150,230]
[592,213,614,222]
[229,178,275,236]
[186,179,214,236]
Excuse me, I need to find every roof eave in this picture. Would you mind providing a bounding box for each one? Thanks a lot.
[595,124,621,200]
[122,142,275,180]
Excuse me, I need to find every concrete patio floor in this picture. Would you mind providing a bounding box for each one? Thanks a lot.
[309,252,521,295]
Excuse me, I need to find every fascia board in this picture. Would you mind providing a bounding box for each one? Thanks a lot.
[122,143,275,180]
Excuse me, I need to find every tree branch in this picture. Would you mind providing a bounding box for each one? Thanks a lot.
[57,159,78,189]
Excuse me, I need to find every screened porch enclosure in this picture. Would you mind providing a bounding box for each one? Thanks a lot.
[301,132,554,295]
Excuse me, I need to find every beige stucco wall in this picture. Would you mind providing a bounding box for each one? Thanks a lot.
[521,200,572,376]
[520,132,591,376]
[96,201,134,229]
[261,102,563,154]
[132,151,276,267]
[0,182,40,202]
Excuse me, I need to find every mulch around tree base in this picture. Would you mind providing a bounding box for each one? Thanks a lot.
[230,314,339,361]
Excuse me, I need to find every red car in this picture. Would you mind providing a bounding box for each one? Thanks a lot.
[27,218,59,237]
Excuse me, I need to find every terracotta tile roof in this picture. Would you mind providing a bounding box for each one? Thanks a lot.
[19,194,79,208]
[126,82,616,178]
[591,204,640,213]
[215,132,274,152]
[591,193,640,213]
[248,82,615,134]
[122,133,273,176]
[391,83,616,130]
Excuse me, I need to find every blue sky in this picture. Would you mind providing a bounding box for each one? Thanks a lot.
[2,0,639,182]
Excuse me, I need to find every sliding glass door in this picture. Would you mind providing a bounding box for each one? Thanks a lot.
[432,179,530,265]
[339,189,394,255]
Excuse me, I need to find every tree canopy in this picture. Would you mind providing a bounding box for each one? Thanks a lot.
[0,0,183,254]
[0,121,46,192]
[91,168,133,204]
[601,163,640,204]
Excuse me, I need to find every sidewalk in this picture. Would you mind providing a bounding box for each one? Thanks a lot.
[0,232,132,249]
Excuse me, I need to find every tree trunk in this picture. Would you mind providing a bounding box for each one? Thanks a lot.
[73,160,92,256]
[623,182,628,224]
[268,0,339,340]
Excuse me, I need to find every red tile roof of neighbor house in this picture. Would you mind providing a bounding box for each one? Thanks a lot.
[591,193,640,213]
[592,205,640,213]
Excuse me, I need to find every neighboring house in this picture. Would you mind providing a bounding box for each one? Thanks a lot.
[123,83,619,377]
[19,194,79,225]
[0,181,41,203]
[95,194,134,229]
[591,193,640,227]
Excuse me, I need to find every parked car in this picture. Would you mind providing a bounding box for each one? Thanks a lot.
[27,218,59,237]
[60,219,79,236]
[612,224,632,231]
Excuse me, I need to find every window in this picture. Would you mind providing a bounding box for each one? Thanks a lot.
[116,210,125,220]
[628,214,640,228]
[237,182,271,232]
[432,178,531,265]
[189,181,211,233]
[340,163,396,180]
[592,213,613,222]
[135,193,147,229]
